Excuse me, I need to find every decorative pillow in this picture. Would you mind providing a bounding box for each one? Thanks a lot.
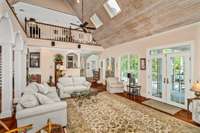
[23,82,39,94]
[19,94,39,108]
[46,91,61,102]
[35,93,54,105]
[59,77,73,86]
[110,83,124,88]
[37,84,49,94]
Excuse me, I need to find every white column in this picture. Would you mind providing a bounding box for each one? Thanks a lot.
[1,43,13,118]
[77,53,81,68]
[14,49,26,101]
[13,34,27,101]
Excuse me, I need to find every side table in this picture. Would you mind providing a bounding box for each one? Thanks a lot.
[187,97,200,114]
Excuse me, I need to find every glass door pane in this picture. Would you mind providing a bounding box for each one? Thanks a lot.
[168,54,189,107]
[151,57,163,99]
[120,55,128,81]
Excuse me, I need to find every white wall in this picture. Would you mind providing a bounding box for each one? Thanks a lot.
[101,22,200,99]
[28,47,81,83]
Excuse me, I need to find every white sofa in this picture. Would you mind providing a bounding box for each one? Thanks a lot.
[106,77,124,93]
[57,76,91,98]
[192,99,200,124]
[16,84,67,133]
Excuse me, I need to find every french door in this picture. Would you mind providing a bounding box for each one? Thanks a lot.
[149,52,191,108]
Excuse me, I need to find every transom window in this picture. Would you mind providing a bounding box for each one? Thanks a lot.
[90,14,103,28]
[104,0,121,18]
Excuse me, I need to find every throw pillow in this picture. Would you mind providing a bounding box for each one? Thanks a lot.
[23,82,39,94]
[35,93,54,105]
[19,94,39,108]
[46,91,61,102]
[37,84,49,94]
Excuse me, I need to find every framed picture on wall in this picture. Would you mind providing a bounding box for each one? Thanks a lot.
[140,58,146,70]
[30,52,40,68]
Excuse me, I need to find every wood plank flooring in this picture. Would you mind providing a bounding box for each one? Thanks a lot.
[0,84,199,133]
[116,92,200,127]
[0,116,16,133]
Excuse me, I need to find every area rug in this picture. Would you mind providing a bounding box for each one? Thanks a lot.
[66,92,200,133]
[142,99,182,115]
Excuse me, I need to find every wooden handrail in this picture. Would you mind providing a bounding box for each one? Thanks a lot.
[25,20,90,33]
[26,20,100,46]
[5,0,101,46]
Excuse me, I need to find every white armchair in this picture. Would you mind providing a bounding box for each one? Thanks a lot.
[192,99,200,124]
[106,77,124,93]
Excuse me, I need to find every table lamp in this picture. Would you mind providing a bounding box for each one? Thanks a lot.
[191,82,200,98]
[127,73,131,86]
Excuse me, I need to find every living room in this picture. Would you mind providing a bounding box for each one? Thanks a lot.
[1,0,200,132]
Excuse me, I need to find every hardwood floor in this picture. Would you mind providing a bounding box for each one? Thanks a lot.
[0,116,16,133]
[115,92,200,127]
[0,85,199,133]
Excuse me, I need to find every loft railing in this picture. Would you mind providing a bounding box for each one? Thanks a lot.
[25,19,99,46]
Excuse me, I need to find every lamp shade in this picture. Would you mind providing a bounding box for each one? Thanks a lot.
[191,82,200,92]
[59,65,65,71]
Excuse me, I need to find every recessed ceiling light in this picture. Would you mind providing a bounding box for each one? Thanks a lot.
[77,0,80,3]
[19,9,24,12]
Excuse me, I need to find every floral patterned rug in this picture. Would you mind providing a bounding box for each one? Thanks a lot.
[66,92,200,133]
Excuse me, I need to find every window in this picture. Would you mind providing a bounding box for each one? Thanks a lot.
[129,55,139,82]
[105,57,115,78]
[120,55,128,81]
[90,14,103,28]
[104,0,121,18]
[66,53,78,68]
[120,55,139,82]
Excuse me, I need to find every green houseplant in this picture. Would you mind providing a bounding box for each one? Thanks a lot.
[54,54,64,62]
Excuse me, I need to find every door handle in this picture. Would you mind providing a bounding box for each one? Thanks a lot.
[166,78,169,84]
[164,78,166,83]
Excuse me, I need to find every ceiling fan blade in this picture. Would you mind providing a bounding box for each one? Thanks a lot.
[82,21,89,27]
[70,23,80,27]
[75,27,81,30]
[82,27,87,33]
[86,26,96,30]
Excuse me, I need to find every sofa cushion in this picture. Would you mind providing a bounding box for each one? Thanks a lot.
[23,82,39,95]
[46,90,60,102]
[73,77,86,85]
[110,83,124,88]
[107,77,118,84]
[37,83,49,94]
[16,101,67,119]
[74,85,88,90]
[19,94,39,108]
[58,77,73,86]
[35,93,54,105]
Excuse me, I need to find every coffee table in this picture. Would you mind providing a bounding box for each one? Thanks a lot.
[71,89,98,106]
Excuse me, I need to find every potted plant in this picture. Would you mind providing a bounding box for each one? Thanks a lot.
[54,54,64,63]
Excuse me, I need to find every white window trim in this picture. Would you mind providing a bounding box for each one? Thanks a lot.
[119,54,140,83]
[103,0,121,18]
[90,13,103,28]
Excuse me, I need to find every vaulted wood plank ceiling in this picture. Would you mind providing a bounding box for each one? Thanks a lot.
[67,0,200,48]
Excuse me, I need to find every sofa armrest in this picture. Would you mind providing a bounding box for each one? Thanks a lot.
[16,102,67,119]
[83,81,91,88]
[57,83,64,90]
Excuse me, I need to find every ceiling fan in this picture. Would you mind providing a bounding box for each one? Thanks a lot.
[70,0,96,33]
